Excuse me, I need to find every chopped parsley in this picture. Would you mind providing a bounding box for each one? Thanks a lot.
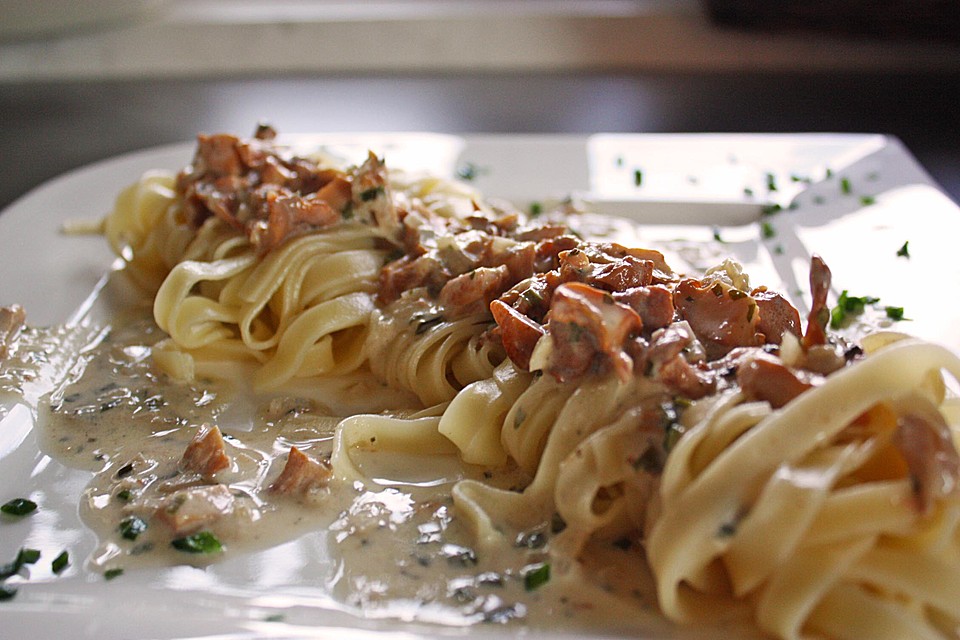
[885,306,906,321]
[529,201,543,216]
[171,531,223,554]
[830,290,880,329]
[1,498,37,517]
[760,221,776,239]
[896,241,910,258]
[522,562,551,591]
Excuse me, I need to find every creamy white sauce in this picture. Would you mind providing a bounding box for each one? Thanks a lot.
[25,303,752,636]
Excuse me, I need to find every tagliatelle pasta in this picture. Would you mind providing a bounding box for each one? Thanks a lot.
[86,128,960,639]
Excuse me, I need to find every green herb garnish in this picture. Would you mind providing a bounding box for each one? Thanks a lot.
[522,562,551,591]
[760,221,776,239]
[529,201,543,216]
[171,531,223,554]
[104,568,124,580]
[51,551,69,574]
[765,172,777,192]
[896,241,910,258]
[16,548,40,566]
[840,177,852,194]
[830,290,880,329]
[414,314,444,335]
[885,306,906,321]
[859,195,875,206]
[359,186,385,202]
[633,169,643,187]
[456,162,485,181]
[1,498,37,517]
[0,548,40,580]
[119,516,147,541]
[513,407,527,429]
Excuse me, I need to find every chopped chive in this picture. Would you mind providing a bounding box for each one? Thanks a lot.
[522,562,551,591]
[414,315,444,335]
[0,548,41,580]
[896,241,910,258]
[119,516,147,541]
[529,201,542,216]
[16,548,40,566]
[456,162,485,181]
[712,228,723,243]
[513,407,527,429]
[171,531,222,554]
[859,195,875,206]
[633,169,643,187]
[359,185,384,202]
[840,177,852,194]
[761,203,782,216]
[760,221,776,239]
[765,172,778,192]
[51,551,69,574]
[104,568,124,580]
[743,187,754,197]
[1,498,37,517]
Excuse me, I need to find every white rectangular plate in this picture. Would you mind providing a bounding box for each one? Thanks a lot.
[0,133,957,639]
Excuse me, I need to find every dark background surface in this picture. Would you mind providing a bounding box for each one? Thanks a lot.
[2,70,958,213]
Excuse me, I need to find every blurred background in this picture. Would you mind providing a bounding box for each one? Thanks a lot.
[1,0,959,209]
